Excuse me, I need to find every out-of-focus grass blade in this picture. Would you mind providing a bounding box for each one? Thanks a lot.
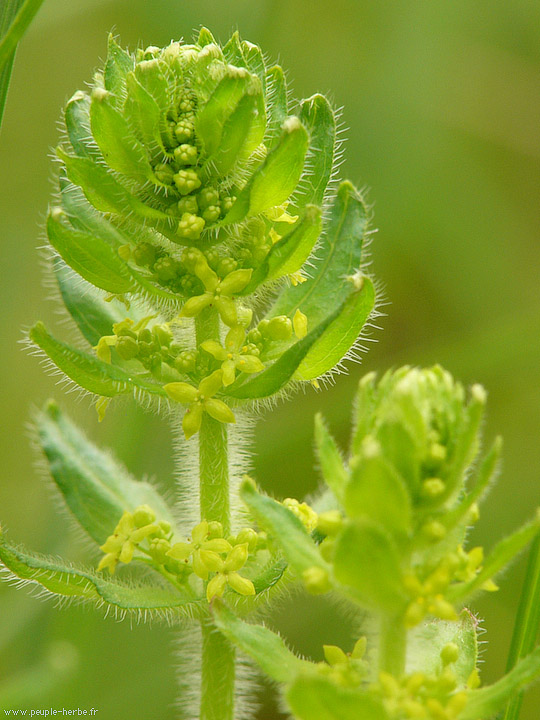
[0,0,46,130]
[503,534,540,720]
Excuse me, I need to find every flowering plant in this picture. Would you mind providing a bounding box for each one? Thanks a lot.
[1,27,539,720]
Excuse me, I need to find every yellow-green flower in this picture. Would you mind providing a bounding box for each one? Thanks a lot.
[97,506,159,574]
[200,326,264,386]
[205,543,256,601]
[166,520,232,579]
[179,247,252,327]
[164,369,235,439]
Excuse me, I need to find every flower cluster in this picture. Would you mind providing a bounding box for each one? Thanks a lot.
[98,512,260,603]
[28,29,375,439]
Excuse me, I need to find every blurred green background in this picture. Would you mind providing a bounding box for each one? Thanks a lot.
[1,0,539,717]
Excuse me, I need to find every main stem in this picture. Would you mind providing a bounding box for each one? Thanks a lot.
[379,613,407,677]
[196,307,235,720]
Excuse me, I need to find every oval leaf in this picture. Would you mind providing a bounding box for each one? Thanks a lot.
[224,117,309,224]
[293,94,336,210]
[29,322,166,399]
[58,149,169,220]
[287,675,389,720]
[270,180,368,324]
[294,276,375,380]
[333,519,407,613]
[212,600,310,684]
[240,480,328,575]
[90,89,153,180]
[47,211,134,294]
[36,401,177,544]
[0,536,201,618]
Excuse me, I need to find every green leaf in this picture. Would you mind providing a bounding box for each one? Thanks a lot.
[241,480,329,575]
[442,437,502,530]
[406,611,478,685]
[461,645,540,720]
[222,31,246,68]
[447,513,540,603]
[224,118,309,223]
[0,535,201,618]
[196,71,253,159]
[257,206,323,291]
[54,259,135,346]
[0,0,45,130]
[197,27,216,47]
[314,413,348,504]
[212,600,309,684]
[287,675,389,720]
[29,322,167,399]
[270,181,368,325]
[36,401,176,544]
[56,184,182,307]
[441,386,486,504]
[344,449,412,537]
[240,40,266,91]
[58,149,169,220]
[125,71,164,152]
[58,175,128,245]
[351,372,378,453]
[225,299,347,399]
[103,33,134,100]
[90,89,153,180]
[333,519,407,613]
[375,419,421,499]
[265,64,288,148]
[133,57,170,112]
[294,94,336,209]
[47,210,134,294]
[294,276,375,380]
[252,557,288,594]
[64,91,100,160]
[208,92,261,177]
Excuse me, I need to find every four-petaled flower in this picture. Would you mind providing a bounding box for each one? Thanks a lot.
[204,543,256,601]
[179,247,252,327]
[166,520,232,579]
[164,369,236,439]
[97,506,159,574]
[201,326,264,386]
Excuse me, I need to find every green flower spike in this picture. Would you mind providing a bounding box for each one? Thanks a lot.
[201,325,264,386]
[179,247,253,327]
[166,520,232,580]
[164,369,236,439]
[97,504,159,573]
[205,542,256,602]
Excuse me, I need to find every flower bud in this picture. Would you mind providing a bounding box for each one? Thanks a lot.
[132,505,156,527]
[116,335,139,360]
[264,316,293,341]
[133,242,157,267]
[302,566,331,595]
[173,169,201,195]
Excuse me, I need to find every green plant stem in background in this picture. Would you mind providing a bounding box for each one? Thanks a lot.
[379,613,407,677]
[504,535,540,720]
[0,0,45,129]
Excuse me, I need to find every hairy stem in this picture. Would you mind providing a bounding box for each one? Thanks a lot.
[196,307,231,533]
[200,618,236,720]
[196,307,235,719]
[379,613,407,677]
